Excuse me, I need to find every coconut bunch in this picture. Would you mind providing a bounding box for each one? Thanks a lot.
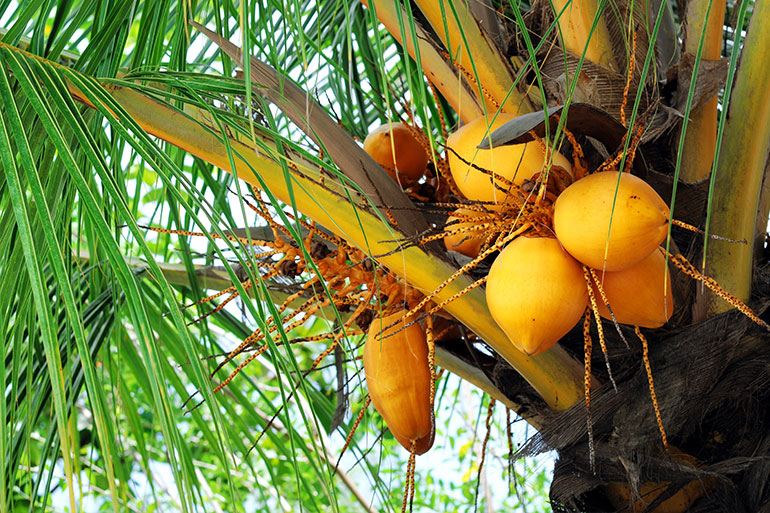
[357,114,678,466]
[426,114,676,356]
[488,170,675,355]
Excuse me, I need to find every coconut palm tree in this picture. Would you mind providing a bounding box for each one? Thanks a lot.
[2,0,769,512]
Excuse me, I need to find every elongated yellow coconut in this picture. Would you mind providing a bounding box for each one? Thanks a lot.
[447,114,572,203]
[443,208,485,258]
[364,312,434,453]
[553,171,670,271]
[486,237,588,355]
[363,122,428,184]
[592,247,673,328]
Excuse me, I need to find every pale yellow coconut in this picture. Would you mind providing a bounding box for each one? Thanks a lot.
[605,479,712,513]
[553,171,670,271]
[486,237,588,355]
[447,114,572,203]
[363,122,428,183]
[592,247,673,328]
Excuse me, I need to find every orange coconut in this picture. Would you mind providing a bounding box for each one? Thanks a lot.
[592,247,673,328]
[443,208,486,258]
[553,171,670,271]
[486,236,588,355]
[605,479,712,513]
[604,448,714,513]
[363,122,428,184]
[447,114,572,203]
[363,312,434,453]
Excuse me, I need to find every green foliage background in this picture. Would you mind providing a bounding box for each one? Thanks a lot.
[0,1,553,511]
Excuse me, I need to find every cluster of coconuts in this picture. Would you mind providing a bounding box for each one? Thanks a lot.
[358,117,675,452]
[486,176,674,355]
[445,117,674,355]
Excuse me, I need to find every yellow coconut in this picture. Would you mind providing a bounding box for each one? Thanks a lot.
[443,208,486,258]
[364,312,434,453]
[553,171,670,271]
[363,122,428,184]
[592,247,674,328]
[447,114,572,203]
[486,236,588,355]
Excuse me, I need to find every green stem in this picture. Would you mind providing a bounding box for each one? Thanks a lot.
[697,2,770,317]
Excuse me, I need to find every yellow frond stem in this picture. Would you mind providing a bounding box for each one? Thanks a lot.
[413,0,535,115]
[362,0,484,123]
[680,0,726,184]
[550,0,617,71]
[47,54,586,412]
[694,1,770,317]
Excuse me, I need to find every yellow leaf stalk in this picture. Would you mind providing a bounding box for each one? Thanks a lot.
[550,0,616,71]
[412,0,535,115]
[679,0,726,184]
[361,0,485,123]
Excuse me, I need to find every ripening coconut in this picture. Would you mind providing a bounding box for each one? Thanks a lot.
[486,237,588,355]
[553,171,669,271]
[447,114,572,203]
[364,312,434,453]
[363,122,428,184]
[443,208,485,258]
[591,247,674,328]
